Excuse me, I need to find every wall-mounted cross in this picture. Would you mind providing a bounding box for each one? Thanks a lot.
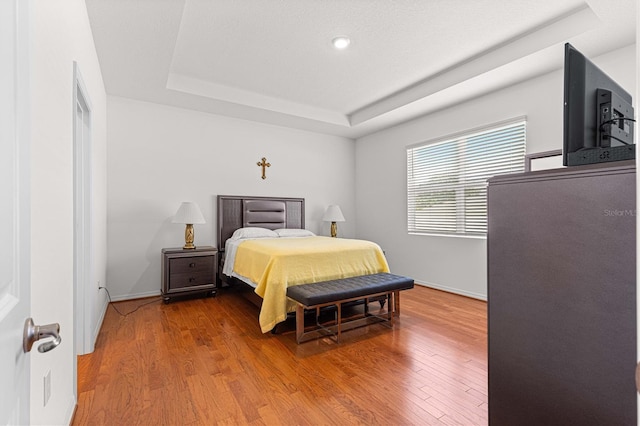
[257,157,271,180]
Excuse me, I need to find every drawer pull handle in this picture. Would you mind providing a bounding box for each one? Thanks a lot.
[189,262,196,268]
[189,277,195,282]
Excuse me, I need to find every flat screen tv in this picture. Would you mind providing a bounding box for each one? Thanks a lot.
[563,43,635,166]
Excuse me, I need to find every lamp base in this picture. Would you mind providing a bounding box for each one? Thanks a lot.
[330,222,337,238]
[183,224,196,249]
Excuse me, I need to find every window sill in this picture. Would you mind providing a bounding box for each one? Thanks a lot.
[408,232,487,240]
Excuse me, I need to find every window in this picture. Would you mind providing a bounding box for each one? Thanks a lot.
[407,120,526,237]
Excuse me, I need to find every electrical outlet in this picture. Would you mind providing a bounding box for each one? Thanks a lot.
[43,370,51,407]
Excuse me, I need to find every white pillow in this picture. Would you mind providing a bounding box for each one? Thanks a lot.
[230,227,278,240]
[274,228,315,238]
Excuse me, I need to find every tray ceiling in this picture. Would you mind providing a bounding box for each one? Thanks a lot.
[86,0,636,138]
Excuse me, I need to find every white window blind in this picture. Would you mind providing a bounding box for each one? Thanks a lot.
[407,120,526,236]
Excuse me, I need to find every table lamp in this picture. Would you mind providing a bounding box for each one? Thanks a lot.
[172,202,205,249]
[322,205,345,238]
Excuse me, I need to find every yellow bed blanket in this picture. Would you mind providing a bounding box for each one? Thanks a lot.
[232,236,390,333]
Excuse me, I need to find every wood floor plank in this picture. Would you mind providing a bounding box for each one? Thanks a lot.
[73,285,488,425]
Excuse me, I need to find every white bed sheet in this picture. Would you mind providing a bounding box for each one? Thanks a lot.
[223,238,259,287]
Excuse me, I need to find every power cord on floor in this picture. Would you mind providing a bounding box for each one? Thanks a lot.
[98,286,162,317]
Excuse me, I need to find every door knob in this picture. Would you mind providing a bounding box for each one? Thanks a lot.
[23,318,62,353]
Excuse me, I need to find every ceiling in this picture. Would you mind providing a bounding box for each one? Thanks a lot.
[85,0,636,139]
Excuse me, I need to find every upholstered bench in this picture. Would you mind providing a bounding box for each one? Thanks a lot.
[286,273,414,343]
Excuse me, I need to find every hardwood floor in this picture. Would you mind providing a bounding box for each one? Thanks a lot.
[73,285,487,425]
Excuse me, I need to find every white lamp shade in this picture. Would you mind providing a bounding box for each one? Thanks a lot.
[322,205,345,222]
[172,202,205,224]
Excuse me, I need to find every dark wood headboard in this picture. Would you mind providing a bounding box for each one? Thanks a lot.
[217,195,305,251]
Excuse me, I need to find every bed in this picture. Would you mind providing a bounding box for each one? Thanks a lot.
[217,195,390,333]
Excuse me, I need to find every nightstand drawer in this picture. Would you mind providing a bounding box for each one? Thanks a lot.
[168,271,213,289]
[168,256,214,275]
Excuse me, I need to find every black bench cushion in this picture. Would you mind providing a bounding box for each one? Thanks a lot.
[286,273,414,306]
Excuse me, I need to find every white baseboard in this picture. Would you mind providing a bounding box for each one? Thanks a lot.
[105,284,486,302]
[414,280,487,301]
[92,293,109,346]
[108,289,162,302]
[64,394,76,426]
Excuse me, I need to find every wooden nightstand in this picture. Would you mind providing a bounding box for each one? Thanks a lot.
[161,246,217,302]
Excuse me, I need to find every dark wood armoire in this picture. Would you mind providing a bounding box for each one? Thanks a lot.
[487,160,636,425]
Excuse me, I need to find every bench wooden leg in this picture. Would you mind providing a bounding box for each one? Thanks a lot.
[394,290,400,317]
[296,304,304,344]
[336,302,342,343]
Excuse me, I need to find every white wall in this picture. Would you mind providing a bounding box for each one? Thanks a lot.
[107,96,355,300]
[355,44,637,300]
[30,0,107,424]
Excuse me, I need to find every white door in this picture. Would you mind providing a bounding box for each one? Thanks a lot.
[0,0,31,424]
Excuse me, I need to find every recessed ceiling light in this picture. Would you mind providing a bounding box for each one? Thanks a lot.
[332,36,351,50]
